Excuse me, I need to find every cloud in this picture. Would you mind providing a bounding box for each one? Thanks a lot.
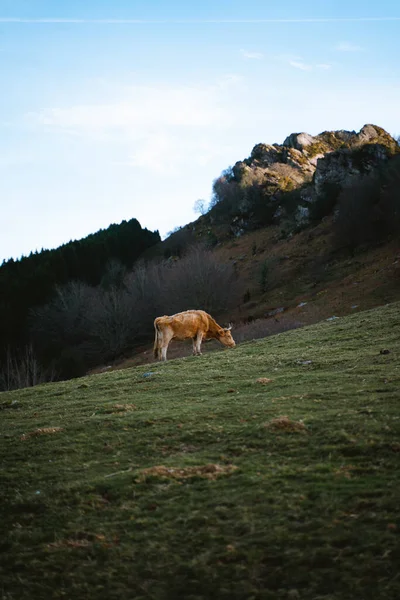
[241,49,263,60]
[279,54,331,72]
[119,135,230,175]
[120,134,185,175]
[29,82,232,131]
[27,78,240,175]
[289,60,312,71]
[335,41,364,52]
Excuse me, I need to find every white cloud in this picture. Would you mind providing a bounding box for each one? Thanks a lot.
[279,55,331,72]
[119,135,230,175]
[32,89,224,131]
[27,78,240,175]
[289,60,312,71]
[241,49,263,60]
[336,41,364,52]
[121,134,185,175]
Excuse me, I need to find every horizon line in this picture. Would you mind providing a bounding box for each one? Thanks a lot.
[0,16,400,24]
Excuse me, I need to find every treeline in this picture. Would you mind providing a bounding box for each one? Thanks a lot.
[0,246,239,390]
[0,219,160,383]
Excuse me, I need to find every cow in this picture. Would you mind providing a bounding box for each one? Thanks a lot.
[153,309,236,361]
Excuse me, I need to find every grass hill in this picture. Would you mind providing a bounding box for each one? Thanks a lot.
[1,302,400,599]
[108,215,400,370]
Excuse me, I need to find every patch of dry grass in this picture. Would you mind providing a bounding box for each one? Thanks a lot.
[20,427,63,440]
[135,464,238,482]
[47,538,92,550]
[264,416,308,433]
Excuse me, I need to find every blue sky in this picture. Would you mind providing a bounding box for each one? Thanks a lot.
[1,1,399,261]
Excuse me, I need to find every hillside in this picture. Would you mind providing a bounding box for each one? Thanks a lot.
[110,216,400,370]
[1,303,400,599]
[114,124,399,368]
[1,124,399,388]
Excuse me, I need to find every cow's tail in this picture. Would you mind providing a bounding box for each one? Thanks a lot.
[153,319,161,359]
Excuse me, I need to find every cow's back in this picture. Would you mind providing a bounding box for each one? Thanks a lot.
[157,310,209,340]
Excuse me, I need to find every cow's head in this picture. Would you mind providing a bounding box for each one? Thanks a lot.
[218,325,236,348]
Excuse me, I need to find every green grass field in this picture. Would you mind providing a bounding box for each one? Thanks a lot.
[1,303,400,600]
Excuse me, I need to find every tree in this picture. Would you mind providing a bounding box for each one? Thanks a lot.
[193,199,208,216]
[163,245,239,315]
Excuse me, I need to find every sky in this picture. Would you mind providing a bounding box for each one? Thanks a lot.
[0,1,399,262]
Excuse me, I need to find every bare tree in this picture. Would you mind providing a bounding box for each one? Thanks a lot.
[125,247,239,335]
[163,245,239,316]
[124,261,169,337]
[87,286,137,358]
[0,345,55,391]
[31,281,95,349]
[193,199,208,216]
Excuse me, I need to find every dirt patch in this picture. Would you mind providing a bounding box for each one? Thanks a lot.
[99,403,137,414]
[264,416,307,433]
[112,403,137,412]
[47,533,118,550]
[135,464,238,482]
[271,395,310,401]
[21,427,63,440]
[47,539,91,550]
[334,465,356,479]
[256,378,273,385]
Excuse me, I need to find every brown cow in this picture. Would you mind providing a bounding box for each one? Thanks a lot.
[153,309,235,361]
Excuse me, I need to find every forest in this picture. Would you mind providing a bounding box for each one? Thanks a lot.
[0,218,160,389]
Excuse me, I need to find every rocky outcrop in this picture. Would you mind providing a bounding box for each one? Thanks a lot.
[313,141,394,197]
[223,124,399,234]
[235,126,395,198]
[283,132,317,150]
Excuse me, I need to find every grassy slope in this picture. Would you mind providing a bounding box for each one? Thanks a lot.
[214,219,400,322]
[1,303,400,600]
[109,218,400,370]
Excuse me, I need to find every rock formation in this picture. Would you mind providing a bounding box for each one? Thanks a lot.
[210,125,399,235]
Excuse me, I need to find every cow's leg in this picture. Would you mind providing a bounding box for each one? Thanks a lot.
[192,336,202,355]
[194,331,203,356]
[161,329,174,361]
[153,324,160,359]
[155,327,167,361]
